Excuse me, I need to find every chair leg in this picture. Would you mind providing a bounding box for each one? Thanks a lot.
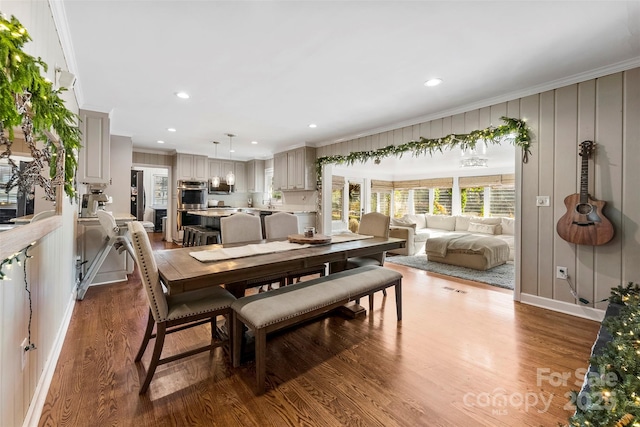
[369,293,374,312]
[139,322,166,394]
[382,289,387,297]
[135,309,155,362]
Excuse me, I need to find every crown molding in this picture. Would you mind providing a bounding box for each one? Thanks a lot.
[312,57,640,148]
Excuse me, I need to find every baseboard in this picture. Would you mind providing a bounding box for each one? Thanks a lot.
[22,292,76,427]
[520,293,605,322]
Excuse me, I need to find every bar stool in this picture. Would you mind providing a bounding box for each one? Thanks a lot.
[194,228,221,246]
[182,226,198,247]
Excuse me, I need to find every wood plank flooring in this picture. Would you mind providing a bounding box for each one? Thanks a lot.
[39,233,599,426]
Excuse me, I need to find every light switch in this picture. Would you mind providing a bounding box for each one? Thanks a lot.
[536,196,550,207]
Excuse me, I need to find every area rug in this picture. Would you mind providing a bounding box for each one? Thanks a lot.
[385,255,515,290]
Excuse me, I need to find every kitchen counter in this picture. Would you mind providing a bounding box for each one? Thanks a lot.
[190,207,316,216]
[77,212,135,223]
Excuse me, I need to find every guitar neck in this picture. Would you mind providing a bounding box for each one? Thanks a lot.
[580,152,589,204]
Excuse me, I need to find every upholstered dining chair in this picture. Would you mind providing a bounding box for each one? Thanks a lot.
[264,212,326,284]
[220,212,262,244]
[221,212,286,291]
[346,212,391,302]
[127,221,236,394]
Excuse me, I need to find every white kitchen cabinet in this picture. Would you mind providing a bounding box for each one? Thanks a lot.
[273,147,316,191]
[246,159,265,192]
[176,154,207,181]
[208,159,221,180]
[78,109,110,184]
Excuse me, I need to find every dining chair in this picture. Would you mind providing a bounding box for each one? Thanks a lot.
[221,212,286,291]
[127,221,236,394]
[264,212,326,284]
[220,212,262,244]
[346,212,391,300]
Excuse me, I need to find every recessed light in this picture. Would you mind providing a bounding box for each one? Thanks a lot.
[157,140,165,144]
[167,128,176,132]
[230,149,235,153]
[251,141,258,145]
[309,123,317,128]
[424,78,443,87]
[175,91,190,99]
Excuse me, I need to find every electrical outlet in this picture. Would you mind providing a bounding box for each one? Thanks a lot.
[556,266,568,279]
[536,196,550,207]
[20,338,27,371]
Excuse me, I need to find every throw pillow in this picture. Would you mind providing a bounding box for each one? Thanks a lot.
[501,217,515,235]
[468,222,498,235]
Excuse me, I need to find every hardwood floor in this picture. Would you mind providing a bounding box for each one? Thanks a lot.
[39,232,599,426]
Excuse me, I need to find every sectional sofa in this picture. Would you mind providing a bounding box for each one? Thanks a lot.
[388,214,515,266]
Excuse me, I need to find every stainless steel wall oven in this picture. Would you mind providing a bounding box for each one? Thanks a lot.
[176,180,207,230]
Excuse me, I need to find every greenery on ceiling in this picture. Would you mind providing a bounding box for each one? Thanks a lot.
[567,282,640,426]
[315,116,532,181]
[0,13,81,201]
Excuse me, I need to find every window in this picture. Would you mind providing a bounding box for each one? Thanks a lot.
[393,189,410,218]
[489,185,515,217]
[432,187,452,215]
[462,187,484,216]
[331,188,343,220]
[371,192,391,216]
[264,168,282,202]
[413,189,430,214]
[152,175,168,206]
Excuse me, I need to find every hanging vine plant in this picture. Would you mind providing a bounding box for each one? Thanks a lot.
[315,116,531,181]
[0,13,81,201]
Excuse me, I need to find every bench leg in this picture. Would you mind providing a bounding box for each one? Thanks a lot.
[395,280,402,321]
[369,293,374,312]
[255,328,267,395]
[232,313,243,368]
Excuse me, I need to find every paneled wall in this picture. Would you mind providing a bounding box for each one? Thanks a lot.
[318,68,640,318]
[0,1,79,426]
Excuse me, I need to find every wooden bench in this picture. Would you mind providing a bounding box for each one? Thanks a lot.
[231,265,403,394]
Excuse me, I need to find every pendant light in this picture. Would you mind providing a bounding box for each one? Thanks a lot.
[211,141,220,188]
[225,133,236,186]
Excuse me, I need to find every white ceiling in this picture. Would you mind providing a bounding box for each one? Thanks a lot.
[58,1,639,177]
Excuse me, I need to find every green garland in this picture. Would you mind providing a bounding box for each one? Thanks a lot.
[567,283,640,426]
[0,13,81,200]
[315,116,531,181]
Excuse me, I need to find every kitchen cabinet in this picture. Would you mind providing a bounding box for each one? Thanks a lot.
[78,109,110,184]
[273,152,288,191]
[246,159,265,192]
[295,212,316,233]
[273,147,316,191]
[176,154,207,181]
[233,161,246,193]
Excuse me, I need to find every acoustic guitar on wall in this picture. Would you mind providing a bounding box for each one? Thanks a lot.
[556,140,614,246]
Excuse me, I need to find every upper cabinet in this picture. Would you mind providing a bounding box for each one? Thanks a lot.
[246,159,265,193]
[274,147,316,191]
[176,154,207,181]
[78,109,110,184]
[233,162,246,193]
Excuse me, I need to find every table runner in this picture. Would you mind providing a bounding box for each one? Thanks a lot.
[189,233,374,262]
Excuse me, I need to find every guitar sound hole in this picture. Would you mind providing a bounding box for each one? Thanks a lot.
[576,203,593,215]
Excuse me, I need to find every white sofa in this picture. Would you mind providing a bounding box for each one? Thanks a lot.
[388,214,515,261]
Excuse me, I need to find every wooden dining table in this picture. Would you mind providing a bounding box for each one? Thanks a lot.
[155,236,405,298]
